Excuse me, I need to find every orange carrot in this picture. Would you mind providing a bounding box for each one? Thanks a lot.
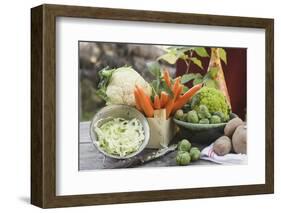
[134,89,142,111]
[153,95,161,109]
[172,77,181,95]
[136,85,154,117]
[172,83,203,113]
[137,86,153,107]
[165,97,175,119]
[147,93,153,107]
[163,69,171,88]
[160,91,169,108]
[165,77,182,118]
[175,85,183,99]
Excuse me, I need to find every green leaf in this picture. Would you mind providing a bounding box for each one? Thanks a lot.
[190,57,203,69]
[202,67,219,83]
[96,67,116,101]
[193,78,203,86]
[147,61,161,77]
[158,47,192,64]
[219,48,227,64]
[208,67,219,79]
[194,73,203,79]
[204,79,218,89]
[194,47,209,57]
[166,47,192,54]
[182,86,189,93]
[150,80,160,96]
[157,53,179,64]
[160,80,174,98]
[181,73,203,84]
[181,73,197,84]
[96,88,108,102]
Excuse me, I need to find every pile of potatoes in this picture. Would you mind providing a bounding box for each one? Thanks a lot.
[213,117,247,156]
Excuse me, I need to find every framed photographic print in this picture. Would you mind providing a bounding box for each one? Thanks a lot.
[31,4,274,208]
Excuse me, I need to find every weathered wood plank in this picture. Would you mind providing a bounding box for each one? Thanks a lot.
[79,142,214,170]
[79,122,215,170]
[80,121,91,143]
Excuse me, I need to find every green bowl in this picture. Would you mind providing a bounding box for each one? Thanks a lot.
[173,113,237,144]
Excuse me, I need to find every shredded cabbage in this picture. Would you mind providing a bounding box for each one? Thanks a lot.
[94,117,145,157]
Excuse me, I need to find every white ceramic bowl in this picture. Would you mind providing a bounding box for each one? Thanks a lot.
[89,105,150,159]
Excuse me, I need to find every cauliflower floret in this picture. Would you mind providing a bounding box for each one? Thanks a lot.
[99,66,151,106]
[191,87,230,120]
[105,85,124,105]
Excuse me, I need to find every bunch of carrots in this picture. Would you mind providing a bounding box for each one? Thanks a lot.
[134,70,202,119]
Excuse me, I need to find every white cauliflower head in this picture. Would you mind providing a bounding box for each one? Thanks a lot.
[97,66,151,106]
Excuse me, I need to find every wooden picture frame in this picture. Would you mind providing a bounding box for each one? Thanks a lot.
[31,4,274,208]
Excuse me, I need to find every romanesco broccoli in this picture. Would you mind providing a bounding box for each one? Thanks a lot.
[191,87,230,120]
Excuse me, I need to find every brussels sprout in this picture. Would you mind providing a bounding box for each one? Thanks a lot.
[190,148,201,161]
[213,111,227,122]
[177,150,186,156]
[175,109,184,120]
[198,105,211,119]
[190,87,230,119]
[199,104,208,113]
[182,103,191,112]
[183,113,188,121]
[190,147,200,153]
[176,152,191,166]
[178,139,191,152]
[186,110,199,123]
[210,115,221,124]
[199,118,210,124]
[204,112,211,119]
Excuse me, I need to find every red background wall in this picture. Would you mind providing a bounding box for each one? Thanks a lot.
[176,48,247,120]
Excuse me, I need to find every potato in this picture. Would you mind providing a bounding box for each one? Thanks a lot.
[232,125,247,154]
[224,117,244,137]
[213,136,232,156]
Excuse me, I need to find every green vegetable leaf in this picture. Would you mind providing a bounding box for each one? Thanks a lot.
[150,80,160,96]
[218,48,227,64]
[193,78,203,86]
[208,67,219,79]
[182,86,189,93]
[161,79,174,98]
[158,47,191,64]
[202,67,218,84]
[147,61,161,77]
[96,67,116,101]
[96,88,108,102]
[168,46,192,51]
[204,79,218,88]
[157,53,178,64]
[181,73,203,84]
[181,73,197,84]
[194,47,209,57]
[190,57,203,69]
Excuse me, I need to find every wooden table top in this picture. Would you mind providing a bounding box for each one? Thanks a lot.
[79,121,217,170]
